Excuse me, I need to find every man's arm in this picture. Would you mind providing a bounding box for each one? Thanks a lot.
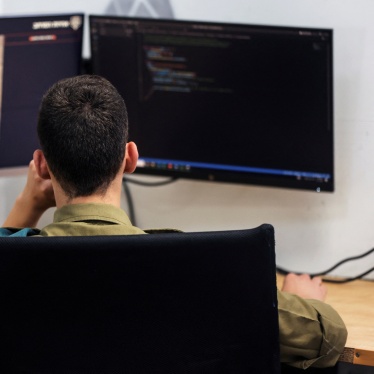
[278,273,347,369]
[2,160,55,228]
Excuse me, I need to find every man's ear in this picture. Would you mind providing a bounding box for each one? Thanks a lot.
[123,141,139,174]
[33,149,51,180]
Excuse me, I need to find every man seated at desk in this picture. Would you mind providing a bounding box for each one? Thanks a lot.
[2,74,348,369]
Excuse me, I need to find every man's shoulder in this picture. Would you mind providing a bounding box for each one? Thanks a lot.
[0,226,182,237]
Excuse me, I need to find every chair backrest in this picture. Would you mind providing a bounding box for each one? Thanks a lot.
[0,224,279,373]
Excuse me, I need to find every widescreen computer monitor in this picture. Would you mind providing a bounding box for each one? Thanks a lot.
[90,16,334,192]
[0,13,84,174]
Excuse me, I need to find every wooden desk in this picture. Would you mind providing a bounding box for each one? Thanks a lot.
[325,277,374,367]
[277,274,374,368]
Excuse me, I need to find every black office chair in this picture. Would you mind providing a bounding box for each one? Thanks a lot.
[0,224,279,373]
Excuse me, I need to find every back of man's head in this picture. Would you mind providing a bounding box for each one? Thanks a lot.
[37,75,128,199]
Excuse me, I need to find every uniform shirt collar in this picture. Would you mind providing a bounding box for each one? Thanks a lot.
[53,203,133,226]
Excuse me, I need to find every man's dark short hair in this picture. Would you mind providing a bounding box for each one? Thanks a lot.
[37,75,128,198]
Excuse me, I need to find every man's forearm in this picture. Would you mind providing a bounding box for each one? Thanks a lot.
[3,159,56,229]
[3,194,45,228]
[278,290,347,369]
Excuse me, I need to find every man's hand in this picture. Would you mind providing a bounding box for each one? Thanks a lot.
[2,160,55,228]
[20,159,55,211]
[281,273,327,301]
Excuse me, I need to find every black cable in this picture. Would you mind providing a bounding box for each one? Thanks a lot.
[277,265,374,283]
[310,247,374,277]
[122,179,137,226]
[123,175,179,187]
[122,176,178,225]
[276,246,374,283]
[321,267,374,284]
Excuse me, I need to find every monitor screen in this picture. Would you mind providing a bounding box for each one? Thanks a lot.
[90,16,334,192]
[0,13,84,173]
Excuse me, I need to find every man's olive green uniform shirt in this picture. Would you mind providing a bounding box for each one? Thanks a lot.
[39,203,347,369]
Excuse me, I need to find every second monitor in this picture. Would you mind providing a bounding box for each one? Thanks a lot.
[0,13,83,173]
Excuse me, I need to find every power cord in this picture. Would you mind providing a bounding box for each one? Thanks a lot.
[122,175,179,226]
[277,247,374,283]
[122,179,137,226]
[123,175,179,187]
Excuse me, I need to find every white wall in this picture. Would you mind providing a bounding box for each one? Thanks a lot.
[0,0,373,278]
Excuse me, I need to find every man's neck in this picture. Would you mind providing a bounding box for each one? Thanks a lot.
[60,194,122,208]
[53,177,123,209]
